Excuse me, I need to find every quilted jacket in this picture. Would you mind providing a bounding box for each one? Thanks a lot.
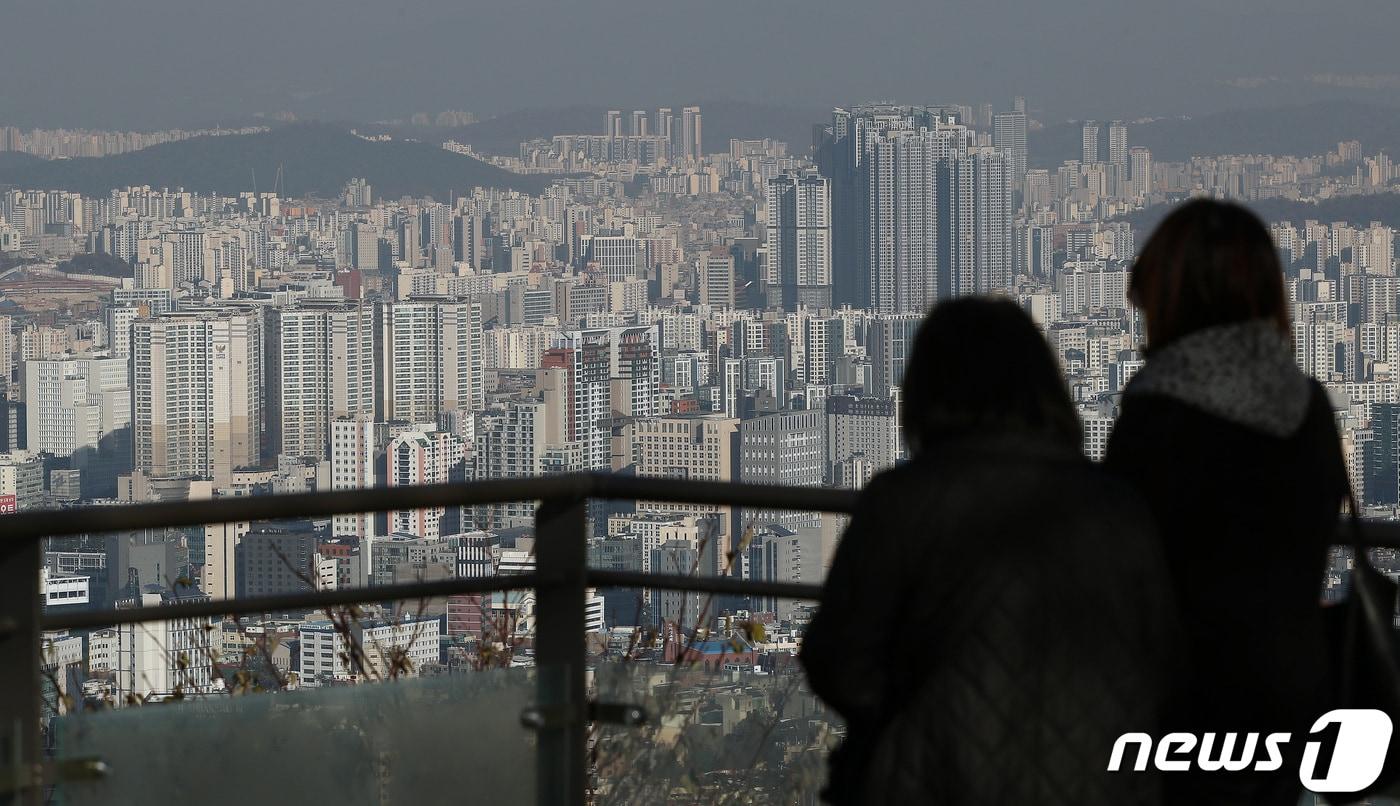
[1105,321,1349,805]
[801,434,1177,805]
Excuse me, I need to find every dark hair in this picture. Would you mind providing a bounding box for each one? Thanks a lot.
[1130,199,1290,349]
[901,297,1081,457]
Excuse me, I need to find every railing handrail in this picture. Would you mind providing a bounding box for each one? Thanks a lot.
[20,473,849,635]
[38,572,545,632]
[13,471,1400,549]
[6,473,1400,806]
[5,475,854,805]
[1,472,861,543]
[38,570,829,633]
[16,474,1400,634]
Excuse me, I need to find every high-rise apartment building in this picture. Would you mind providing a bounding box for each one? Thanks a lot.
[108,289,174,360]
[299,617,439,684]
[387,427,465,540]
[23,356,130,459]
[965,147,1014,294]
[1082,123,1101,164]
[764,171,832,309]
[418,203,452,258]
[132,309,262,485]
[632,415,740,555]
[203,517,247,602]
[992,111,1028,189]
[166,228,210,285]
[396,216,421,267]
[650,539,703,626]
[866,314,921,398]
[114,592,216,702]
[349,222,380,272]
[237,521,320,597]
[541,337,612,471]
[377,296,483,424]
[814,107,861,308]
[864,125,966,313]
[267,300,374,460]
[681,106,702,161]
[0,451,44,510]
[0,314,13,384]
[538,326,660,467]
[700,249,736,308]
[1366,402,1400,505]
[795,314,845,387]
[608,325,662,419]
[586,234,641,284]
[1108,123,1129,172]
[343,178,373,208]
[453,214,483,268]
[1015,224,1055,280]
[747,525,825,620]
[1129,147,1154,199]
[739,410,824,530]
[825,395,899,487]
[655,107,674,145]
[472,395,561,528]
[482,355,646,523]
[860,122,1010,311]
[814,106,1018,316]
[330,415,379,543]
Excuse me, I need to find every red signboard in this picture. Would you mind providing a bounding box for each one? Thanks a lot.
[0,495,16,515]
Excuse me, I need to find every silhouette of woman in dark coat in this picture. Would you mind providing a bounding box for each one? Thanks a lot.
[802,297,1176,805]
[1105,199,1349,805]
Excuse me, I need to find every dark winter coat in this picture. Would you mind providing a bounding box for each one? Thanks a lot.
[1105,319,1349,805]
[801,434,1177,805]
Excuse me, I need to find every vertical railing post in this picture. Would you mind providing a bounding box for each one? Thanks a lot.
[0,540,40,806]
[534,496,587,806]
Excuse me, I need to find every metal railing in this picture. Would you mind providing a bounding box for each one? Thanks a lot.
[0,472,861,806]
[4,473,1399,805]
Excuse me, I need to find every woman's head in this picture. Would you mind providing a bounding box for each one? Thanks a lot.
[901,296,1081,457]
[1130,199,1289,349]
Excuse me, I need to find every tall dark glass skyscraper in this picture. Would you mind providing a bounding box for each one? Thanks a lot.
[1365,402,1400,505]
[764,171,832,310]
[817,105,1012,315]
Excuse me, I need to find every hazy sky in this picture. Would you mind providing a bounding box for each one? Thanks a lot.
[5,0,1400,129]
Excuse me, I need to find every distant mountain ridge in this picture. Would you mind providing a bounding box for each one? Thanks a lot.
[9,101,1394,202]
[0,124,552,199]
[368,100,830,157]
[1030,100,1400,167]
[1116,192,1400,233]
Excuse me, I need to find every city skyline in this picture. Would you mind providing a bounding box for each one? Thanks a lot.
[3,80,1398,802]
[7,99,1398,524]
[6,0,1400,795]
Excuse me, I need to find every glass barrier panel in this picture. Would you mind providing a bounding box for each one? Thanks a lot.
[589,612,839,804]
[50,667,537,805]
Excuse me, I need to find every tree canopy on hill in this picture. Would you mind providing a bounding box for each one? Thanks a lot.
[0,124,551,199]
[360,100,829,157]
[56,252,131,277]
[0,253,41,273]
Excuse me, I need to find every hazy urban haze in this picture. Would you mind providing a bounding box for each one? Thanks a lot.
[4,0,1400,127]
[6,2,1400,802]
